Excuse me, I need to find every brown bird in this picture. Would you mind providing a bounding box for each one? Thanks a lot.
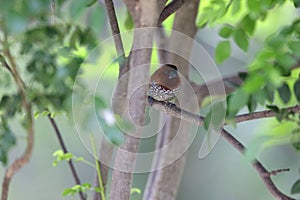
[148,64,180,102]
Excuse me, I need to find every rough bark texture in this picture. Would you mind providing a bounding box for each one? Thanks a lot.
[109,1,163,200]
[143,1,200,200]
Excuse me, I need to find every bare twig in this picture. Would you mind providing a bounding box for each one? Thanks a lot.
[148,99,298,199]
[235,105,300,123]
[149,97,300,125]
[0,51,34,200]
[47,115,86,200]
[221,129,294,200]
[158,0,185,25]
[102,0,127,73]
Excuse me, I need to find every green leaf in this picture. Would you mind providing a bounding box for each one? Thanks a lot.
[266,105,279,113]
[233,29,249,52]
[218,25,234,38]
[291,179,300,194]
[228,89,249,113]
[294,80,300,102]
[231,0,241,15]
[247,0,260,12]
[240,15,256,35]
[95,96,106,110]
[266,34,286,49]
[294,0,300,8]
[288,41,300,59]
[247,95,257,112]
[131,188,142,195]
[278,82,291,104]
[291,128,300,151]
[0,120,16,165]
[277,53,297,69]
[215,40,231,63]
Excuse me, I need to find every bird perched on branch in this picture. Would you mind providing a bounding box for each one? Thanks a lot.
[148,64,180,102]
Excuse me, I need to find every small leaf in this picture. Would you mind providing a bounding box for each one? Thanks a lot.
[240,15,256,35]
[294,0,300,8]
[233,29,249,52]
[278,82,291,104]
[228,89,249,113]
[277,53,297,69]
[218,25,233,38]
[266,34,286,49]
[266,105,279,113]
[247,95,257,112]
[231,0,241,15]
[288,41,300,59]
[215,40,231,63]
[294,80,300,102]
[131,188,142,195]
[291,179,300,194]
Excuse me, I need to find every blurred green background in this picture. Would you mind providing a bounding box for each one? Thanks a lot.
[1,0,300,199]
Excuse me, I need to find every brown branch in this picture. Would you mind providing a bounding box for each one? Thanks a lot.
[102,0,127,74]
[47,115,86,200]
[148,99,298,199]
[221,129,294,200]
[94,1,129,199]
[235,105,300,123]
[0,51,34,200]
[149,97,300,126]
[158,0,185,25]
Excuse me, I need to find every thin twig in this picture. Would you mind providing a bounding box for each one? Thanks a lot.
[221,129,294,200]
[158,0,185,25]
[0,51,34,200]
[47,115,86,200]
[149,98,298,199]
[235,105,300,123]
[149,97,300,125]
[102,0,127,73]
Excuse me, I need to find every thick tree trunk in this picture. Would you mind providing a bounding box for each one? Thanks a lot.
[143,1,200,199]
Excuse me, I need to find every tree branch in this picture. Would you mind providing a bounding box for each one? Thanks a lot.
[102,0,126,73]
[235,105,300,123]
[47,115,86,200]
[158,0,185,25]
[0,51,34,200]
[221,129,295,200]
[149,97,300,125]
[95,1,129,199]
[148,98,298,199]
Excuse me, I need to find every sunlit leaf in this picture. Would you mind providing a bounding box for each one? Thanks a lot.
[218,25,234,38]
[215,40,231,63]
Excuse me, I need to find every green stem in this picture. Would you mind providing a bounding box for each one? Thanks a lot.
[90,136,106,200]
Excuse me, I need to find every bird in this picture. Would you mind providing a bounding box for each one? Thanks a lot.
[148,64,180,102]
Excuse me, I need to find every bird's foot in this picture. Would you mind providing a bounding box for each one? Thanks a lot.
[148,96,154,106]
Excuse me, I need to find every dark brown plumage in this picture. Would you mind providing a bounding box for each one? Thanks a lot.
[148,64,180,101]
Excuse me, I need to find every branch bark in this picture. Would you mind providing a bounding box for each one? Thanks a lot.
[109,1,163,200]
[0,51,34,200]
[143,1,200,199]
[158,0,185,25]
[47,115,86,200]
[148,99,298,200]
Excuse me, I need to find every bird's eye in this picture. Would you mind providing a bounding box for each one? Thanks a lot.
[168,71,177,79]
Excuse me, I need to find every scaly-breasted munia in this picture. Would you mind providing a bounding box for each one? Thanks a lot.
[148,64,180,101]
